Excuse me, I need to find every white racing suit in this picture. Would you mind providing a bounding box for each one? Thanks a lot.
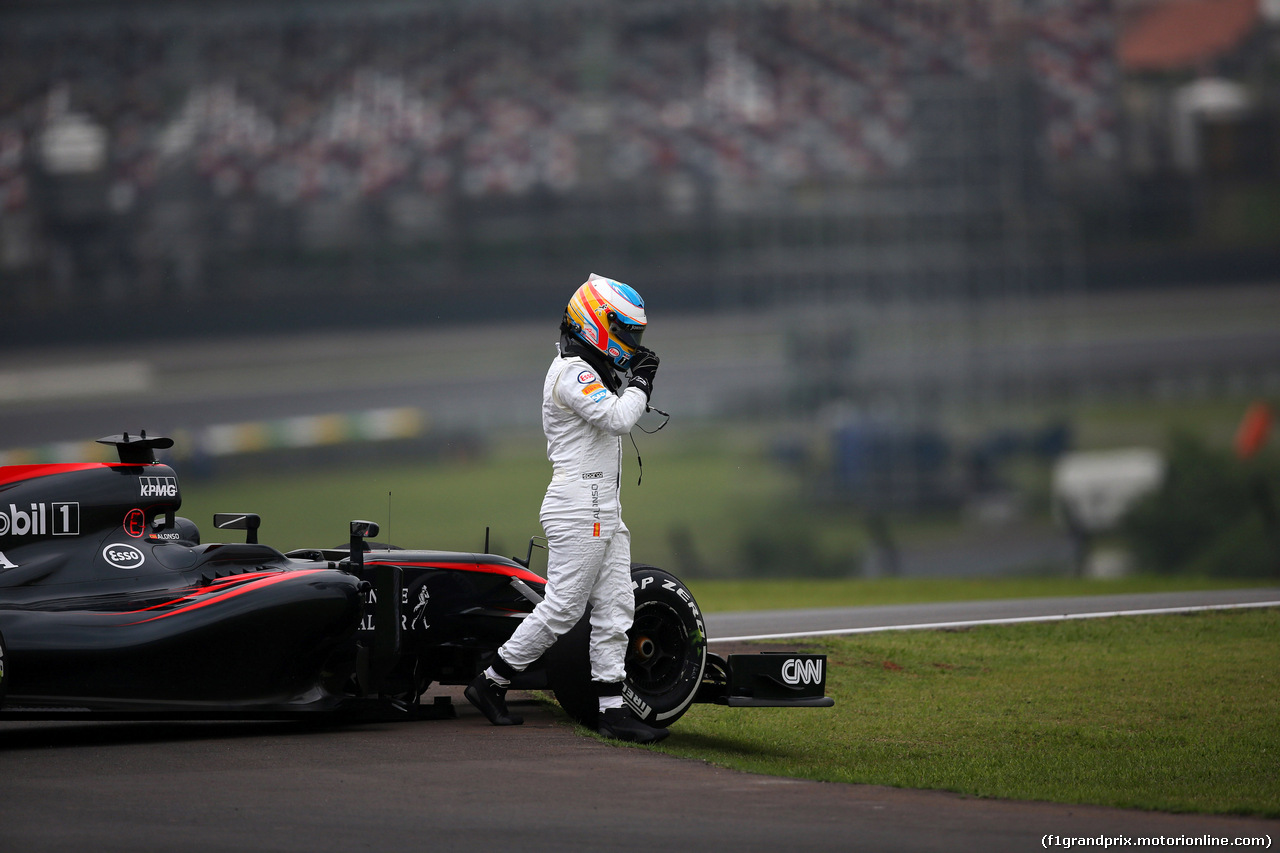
[497,346,648,684]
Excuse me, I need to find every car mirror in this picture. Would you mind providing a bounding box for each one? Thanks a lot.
[213,513,261,545]
[350,520,380,540]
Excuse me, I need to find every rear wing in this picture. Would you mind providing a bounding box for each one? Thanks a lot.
[96,432,174,464]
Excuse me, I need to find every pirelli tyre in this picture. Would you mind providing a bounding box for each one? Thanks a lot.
[542,565,708,730]
[624,565,707,727]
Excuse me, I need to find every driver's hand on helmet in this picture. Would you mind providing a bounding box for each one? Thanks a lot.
[627,346,659,399]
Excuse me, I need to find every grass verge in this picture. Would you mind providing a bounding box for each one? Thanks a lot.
[175,439,1279,588]
[659,608,1280,816]
[686,576,1270,612]
[174,434,789,568]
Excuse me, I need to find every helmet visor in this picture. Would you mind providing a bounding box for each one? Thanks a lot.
[608,313,645,353]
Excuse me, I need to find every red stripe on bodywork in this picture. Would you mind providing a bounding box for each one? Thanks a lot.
[0,463,138,488]
[124,569,326,625]
[122,570,293,614]
[366,560,544,586]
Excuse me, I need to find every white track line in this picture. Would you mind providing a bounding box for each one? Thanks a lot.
[714,599,1280,643]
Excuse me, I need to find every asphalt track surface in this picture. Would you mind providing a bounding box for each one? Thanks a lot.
[2,590,1278,852]
[4,282,1280,452]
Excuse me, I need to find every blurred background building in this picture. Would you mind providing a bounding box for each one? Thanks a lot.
[2,0,1279,575]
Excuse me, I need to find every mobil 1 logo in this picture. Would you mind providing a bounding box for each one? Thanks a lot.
[0,502,80,539]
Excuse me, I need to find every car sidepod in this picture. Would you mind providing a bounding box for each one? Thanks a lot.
[0,564,365,710]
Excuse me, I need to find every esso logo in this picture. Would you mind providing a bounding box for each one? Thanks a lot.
[103,543,145,570]
[577,371,596,384]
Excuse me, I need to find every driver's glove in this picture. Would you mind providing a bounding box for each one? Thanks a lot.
[627,346,660,401]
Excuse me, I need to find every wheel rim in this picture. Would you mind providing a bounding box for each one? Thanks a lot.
[626,601,688,694]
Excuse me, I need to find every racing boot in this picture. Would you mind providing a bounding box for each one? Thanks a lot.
[594,682,668,744]
[464,656,523,726]
[597,707,669,744]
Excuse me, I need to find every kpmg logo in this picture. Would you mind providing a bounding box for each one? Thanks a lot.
[139,476,178,498]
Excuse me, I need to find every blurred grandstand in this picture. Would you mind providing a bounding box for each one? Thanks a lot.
[2,0,1279,511]
[5,0,1274,325]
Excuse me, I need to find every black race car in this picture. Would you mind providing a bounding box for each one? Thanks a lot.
[0,433,830,727]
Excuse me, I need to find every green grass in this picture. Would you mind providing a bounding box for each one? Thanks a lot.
[1070,397,1266,453]
[657,608,1280,815]
[171,384,1270,577]
[176,432,804,573]
[176,432,1278,590]
[180,448,550,557]
[686,576,1269,612]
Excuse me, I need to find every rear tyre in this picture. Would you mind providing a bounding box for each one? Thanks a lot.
[542,564,707,729]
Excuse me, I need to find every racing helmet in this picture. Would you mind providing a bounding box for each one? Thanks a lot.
[564,273,647,369]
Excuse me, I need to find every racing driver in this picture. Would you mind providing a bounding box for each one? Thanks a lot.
[466,273,666,744]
